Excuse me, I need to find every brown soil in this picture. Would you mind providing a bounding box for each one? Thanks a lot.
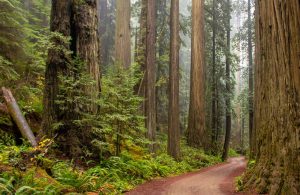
[126,157,257,195]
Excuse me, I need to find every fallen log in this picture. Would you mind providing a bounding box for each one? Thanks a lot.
[1,87,38,147]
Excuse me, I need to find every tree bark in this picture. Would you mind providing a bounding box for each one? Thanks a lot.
[187,0,206,148]
[168,0,180,160]
[248,0,254,159]
[222,0,231,161]
[42,0,72,137]
[211,0,217,145]
[135,0,147,113]
[2,87,37,147]
[156,0,169,132]
[244,0,300,194]
[145,0,157,153]
[98,0,109,66]
[115,0,131,68]
[42,0,101,155]
[72,0,101,113]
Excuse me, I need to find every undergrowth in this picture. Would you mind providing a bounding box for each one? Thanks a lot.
[0,139,221,194]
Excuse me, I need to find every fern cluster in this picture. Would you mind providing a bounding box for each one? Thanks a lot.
[0,140,221,194]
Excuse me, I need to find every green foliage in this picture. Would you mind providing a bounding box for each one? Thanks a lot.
[51,162,97,192]
[56,57,98,128]
[96,64,145,156]
[247,159,256,169]
[0,0,50,115]
[0,141,221,194]
[0,175,60,195]
[228,148,240,157]
[0,129,15,147]
[181,145,221,168]
[235,175,244,192]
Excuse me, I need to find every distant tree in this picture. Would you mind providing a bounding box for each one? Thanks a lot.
[145,0,157,152]
[186,0,206,148]
[156,0,170,132]
[168,0,180,160]
[98,0,116,68]
[247,0,254,158]
[115,0,131,68]
[133,0,157,152]
[210,0,218,146]
[222,0,232,161]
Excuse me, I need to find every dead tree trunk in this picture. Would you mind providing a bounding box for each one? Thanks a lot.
[1,87,37,147]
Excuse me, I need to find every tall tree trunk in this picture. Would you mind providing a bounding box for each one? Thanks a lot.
[156,0,169,132]
[211,0,217,145]
[187,0,206,148]
[98,0,108,66]
[135,0,147,108]
[72,1,101,113]
[115,0,131,68]
[244,1,300,194]
[145,0,157,152]
[42,0,101,155]
[248,0,254,159]
[42,0,71,137]
[168,0,180,160]
[222,0,231,161]
[241,116,245,153]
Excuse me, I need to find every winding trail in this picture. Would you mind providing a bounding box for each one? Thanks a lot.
[126,157,254,195]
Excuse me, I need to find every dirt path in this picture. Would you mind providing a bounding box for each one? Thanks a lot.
[126,157,253,195]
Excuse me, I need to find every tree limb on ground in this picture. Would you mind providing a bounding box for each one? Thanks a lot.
[1,87,38,147]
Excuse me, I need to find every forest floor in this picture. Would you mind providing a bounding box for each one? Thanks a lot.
[126,157,255,195]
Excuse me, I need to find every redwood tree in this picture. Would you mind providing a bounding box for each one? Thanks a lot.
[145,0,157,152]
[186,0,206,148]
[221,0,231,161]
[168,0,180,160]
[42,0,100,155]
[248,0,254,158]
[244,1,300,194]
[115,0,131,67]
[211,0,217,145]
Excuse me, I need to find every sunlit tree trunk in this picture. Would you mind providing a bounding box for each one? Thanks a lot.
[187,0,206,148]
[168,0,180,160]
[244,1,300,194]
[115,0,131,67]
